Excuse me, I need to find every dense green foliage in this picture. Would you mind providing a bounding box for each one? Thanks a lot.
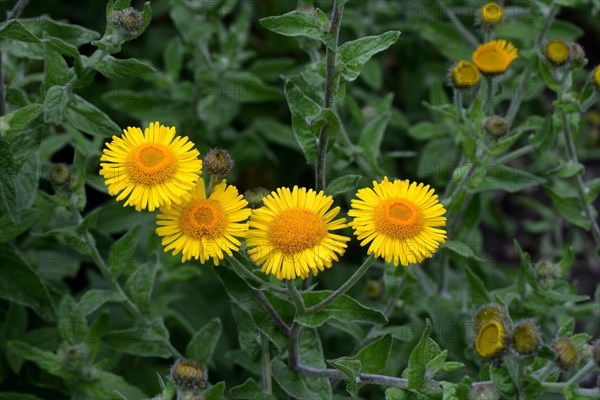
[0,0,599,399]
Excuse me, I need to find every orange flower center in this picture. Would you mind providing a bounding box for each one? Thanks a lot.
[179,199,227,239]
[268,208,327,254]
[126,143,177,184]
[373,198,424,239]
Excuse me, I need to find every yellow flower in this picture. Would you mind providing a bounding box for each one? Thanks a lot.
[451,60,481,89]
[246,187,350,280]
[593,65,600,89]
[480,2,503,26]
[512,320,541,355]
[475,319,506,359]
[545,39,570,67]
[472,39,518,75]
[348,177,446,267]
[99,122,202,212]
[156,178,250,265]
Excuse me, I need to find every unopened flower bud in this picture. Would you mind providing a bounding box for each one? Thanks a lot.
[49,163,72,188]
[474,303,506,329]
[204,149,234,177]
[244,187,270,209]
[479,2,503,29]
[554,337,578,369]
[365,279,384,300]
[61,344,89,370]
[512,320,541,355]
[534,260,560,290]
[468,381,500,400]
[545,39,571,67]
[111,7,143,36]
[475,319,506,360]
[450,61,480,89]
[568,42,587,67]
[170,359,207,390]
[483,115,508,139]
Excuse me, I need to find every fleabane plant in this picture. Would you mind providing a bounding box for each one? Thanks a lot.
[0,0,598,399]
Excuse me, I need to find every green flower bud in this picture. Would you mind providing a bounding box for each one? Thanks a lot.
[468,381,500,400]
[111,7,143,36]
[473,303,507,329]
[483,115,508,139]
[554,337,578,369]
[244,187,270,209]
[170,359,207,390]
[61,344,90,370]
[49,163,72,188]
[365,279,384,300]
[204,149,235,178]
[511,320,541,355]
[568,42,587,68]
[534,260,560,290]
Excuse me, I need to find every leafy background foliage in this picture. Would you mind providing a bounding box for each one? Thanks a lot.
[0,0,599,399]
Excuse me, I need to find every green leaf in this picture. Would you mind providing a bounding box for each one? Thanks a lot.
[43,85,70,125]
[0,137,18,223]
[164,37,185,80]
[465,267,491,305]
[260,10,333,48]
[358,112,391,173]
[407,319,437,388]
[338,31,400,81]
[0,208,38,242]
[297,291,387,328]
[557,317,575,338]
[0,104,43,136]
[205,381,226,400]
[490,365,516,396]
[186,318,222,366]
[584,178,600,204]
[230,378,277,400]
[57,296,88,344]
[95,56,157,79]
[65,94,120,136]
[102,319,172,358]
[223,72,283,103]
[74,289,125,316]
[108,224,141,279]
[124,251,159,313]
[557,247,574,276]
[548,161,584,178]
[349,334,392,374]
[7,341,69,378]
[470,164,544,193]
[283,81,321,163]
[308,108,341,151]
[79,369,146,399]
[528,116,553,150]
[325,174,361,196]
[417,22,472,60]
[0,20,38,42]
[0,244,55,321]
[539,56,561,92]
[0,394,43,400]
[18,16,99,46]
[407,121,445,141]
[546,188,591,229]
[328,358,362,396]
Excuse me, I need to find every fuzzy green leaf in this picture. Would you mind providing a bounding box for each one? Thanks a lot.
[338,31,401,81]
[65,94,120,136]
[95,56,156,79]
[298,291,387,328]
[325,174,361,196]
[186,318,222,366]
[284,80,321,163]
[260,10,333,48]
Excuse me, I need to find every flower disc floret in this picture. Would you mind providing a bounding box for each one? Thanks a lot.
[99,122,202,212]
[156,178,250,265]
[246,186,350,280]
[348,177,446,267]
[451,61,481,89]
[545,39,571,67]
[472,40,518,75]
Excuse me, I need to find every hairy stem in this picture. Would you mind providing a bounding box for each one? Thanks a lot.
[437,0,479,48]
[305,254,375,313]
[260,334,272,394]
[228,253,288,294]
[254,290,291,336]
[315,0,344,192]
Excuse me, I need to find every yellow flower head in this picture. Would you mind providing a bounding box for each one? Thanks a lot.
[99,122,202,212]
[512,320,541,355]
[348,177,447,267]
[451,60,481,89]
[475,319,506,359]
[156,178,251,265]
[554,337,578,369]
[593,65,600,89]
[480,2,503,27]
[545,39,571,67]
[246,187,350,280]
[472,39,518,75]
[170,359,207,390]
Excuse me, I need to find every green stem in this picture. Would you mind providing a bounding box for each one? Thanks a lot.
[566,359,596,386]
[541,382,599,398]
[254,290,291,336]
[228,254,288,294]
[437,0,479,48]
[495,144,536,164]
[454,88,465,123]
[505,5,558,127]
[560,99,600,247]
[305,254,375,313]
[260,334,272,394]
[86,234,183,359]
[6,0,30,20]
[287,280,306,312]
[315,0,344,192]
